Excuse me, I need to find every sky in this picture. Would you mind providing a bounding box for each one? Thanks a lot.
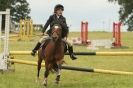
[26,0,125,32]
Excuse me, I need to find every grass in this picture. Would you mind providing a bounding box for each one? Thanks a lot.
[0,32,133,88]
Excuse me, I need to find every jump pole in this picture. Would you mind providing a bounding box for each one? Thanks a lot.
[8,59,133,75]
[9,51,133,56]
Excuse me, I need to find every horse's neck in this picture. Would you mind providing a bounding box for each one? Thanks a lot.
[55,39,62,45]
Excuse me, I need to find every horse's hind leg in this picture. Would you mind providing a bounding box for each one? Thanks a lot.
[36,57,43,82]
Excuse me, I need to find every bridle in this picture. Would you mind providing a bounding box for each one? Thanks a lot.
[51,25,62,41]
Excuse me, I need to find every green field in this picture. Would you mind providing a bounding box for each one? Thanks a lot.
[1,32,133,88]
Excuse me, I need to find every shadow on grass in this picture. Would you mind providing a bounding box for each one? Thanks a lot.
[111,46,129,49]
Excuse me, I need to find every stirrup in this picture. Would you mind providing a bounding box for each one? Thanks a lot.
[31,50,36,56]
[70,54,77,60]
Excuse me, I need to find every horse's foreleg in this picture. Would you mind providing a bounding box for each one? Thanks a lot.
[37,57,43,82]
[55,69,61,84]
[43,69,49,86]
[43,65,50,86]
[55,64,61,84]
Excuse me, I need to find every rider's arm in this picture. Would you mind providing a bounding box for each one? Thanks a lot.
[42,15,52,33]
[63,18,69,32]
[64,18,69,37]
[60,17,69,30]
[61,17,69,38]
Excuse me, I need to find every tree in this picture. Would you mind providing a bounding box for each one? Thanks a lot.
[11,0,31,23]
[108,0,133,31]
[0,0,31,23]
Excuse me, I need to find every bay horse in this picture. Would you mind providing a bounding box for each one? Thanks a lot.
[37,24,65,86]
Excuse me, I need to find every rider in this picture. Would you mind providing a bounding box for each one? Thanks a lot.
[31,4,77,60]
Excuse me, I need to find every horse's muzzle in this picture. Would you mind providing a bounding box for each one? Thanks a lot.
[52,37,58,41]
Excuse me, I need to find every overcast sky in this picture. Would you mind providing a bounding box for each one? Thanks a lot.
[27,0,122,31]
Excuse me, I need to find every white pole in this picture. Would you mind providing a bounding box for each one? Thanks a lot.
[3,9,10,70]
[0,15,2,49]
[0,9,10,70]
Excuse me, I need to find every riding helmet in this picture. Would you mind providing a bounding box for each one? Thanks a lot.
[54,4,64,12]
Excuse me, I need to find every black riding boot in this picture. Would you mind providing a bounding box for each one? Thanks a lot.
[68,46,77,60]
[31,42,41,56]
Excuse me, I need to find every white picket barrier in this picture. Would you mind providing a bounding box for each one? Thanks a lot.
[0,9,10,70]
[87,39,113,50]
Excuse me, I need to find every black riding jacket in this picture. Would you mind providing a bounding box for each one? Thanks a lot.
[42,14,69,38]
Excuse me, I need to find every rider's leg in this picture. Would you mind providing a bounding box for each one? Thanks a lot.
[31,42,41,56]
[63,39,77,60]
[31,35,49,56]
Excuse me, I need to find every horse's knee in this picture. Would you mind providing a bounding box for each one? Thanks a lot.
[37,65,41,71]
[38,60,42,69]
[38,61,41,66]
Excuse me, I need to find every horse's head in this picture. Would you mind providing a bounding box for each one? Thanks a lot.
[51,24,62,41]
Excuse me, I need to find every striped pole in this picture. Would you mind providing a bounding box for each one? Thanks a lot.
[8,59,133,75]
[0,14,2,48]
[9,51,133,56]
[61,66,133,75]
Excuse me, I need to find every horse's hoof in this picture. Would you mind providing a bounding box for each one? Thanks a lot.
[54,80,59,85]
[42,82,47,86]
[42,81,47,86]
[44,83,47,87]
[36,78,40,83]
